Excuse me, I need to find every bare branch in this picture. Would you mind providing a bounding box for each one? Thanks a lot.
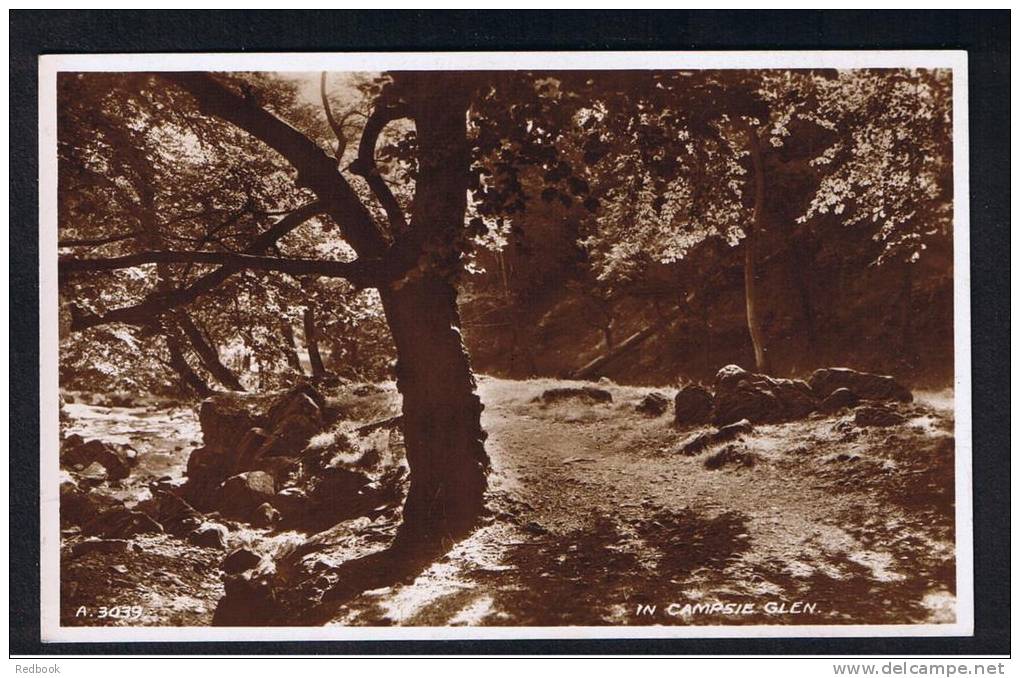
[320,72,348,162]
[348,102,410,234]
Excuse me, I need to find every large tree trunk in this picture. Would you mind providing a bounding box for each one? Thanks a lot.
[177,311,245,391]
[381,280,488,551]
[383,74,489,551]
[744,127,771,374]
[302,307,326,379]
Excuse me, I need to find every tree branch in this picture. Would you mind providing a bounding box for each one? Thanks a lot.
[64,202,330,331]
[348,102,410,234]
[162,72,389,257]
[58,231,144,248]
[60,249,376,281]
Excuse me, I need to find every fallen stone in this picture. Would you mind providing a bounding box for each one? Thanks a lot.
[270,487,310,518]
[232,427,272,474]
[183,446,231,510]
[79,462,108,484]
[61,439,137,481]
[83,507,164,539]
[60,477,119,528]
[136,489,204,537]
[678,432,713,456]
[808,367,913,403]
[212,571,279,626]
[854,404,907,427]
[265,386,324,430]
[188,522,229,549]
[715,418,754,442]
[536,386,613,405]
[199,394,265,453]
[704,444,758,470]
[674,384,714,427]
[251,502,281,528]
[218,471,276,521]
[820,387,861,413]
[636,392,669,417]
[677,419,753,456]
[220,548,262,575]
[69,538,131,558]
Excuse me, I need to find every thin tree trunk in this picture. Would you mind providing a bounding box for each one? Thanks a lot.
[164,331,212,398]
[382,74,489,551]
[744,126,771,374]
[281,321,304,374]
[302,307,326,379]
[177,311,245,391]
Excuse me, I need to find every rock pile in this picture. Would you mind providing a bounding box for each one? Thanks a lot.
[673,365,913,428]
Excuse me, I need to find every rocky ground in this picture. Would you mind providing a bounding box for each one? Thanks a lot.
[58,368,958,628]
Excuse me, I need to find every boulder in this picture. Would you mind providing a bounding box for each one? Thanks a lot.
[79,462,109,484]
[213,571,279,626]
[199,394,265,453]
[83,507,163,539]
[218,471,276,521]
[265,385,324,430]
[188,522,228,549]
[636,392,670,417]
[678,431,713,456]
[183,446,231,509]
[220,548,262,575]
[808,367,912,403]
[674,385,714,426]
[252,456,301,487]
[820,387,861,413]
[61,439,137,481]
[704,444,758,471]
[60,475,119,527]
[69,538,132,558]
[715,418,754,442]
[536,386,613,405]
[232,427,272,474]
[854,404,907,427]
[712,365,818,426]
[677,419,753,456]
[251,502,281,528]
[259,413,322,458]
[136,489,204,537]
[270,487,311,519]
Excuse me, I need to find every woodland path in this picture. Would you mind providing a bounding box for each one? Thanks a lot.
[328,378,957,628]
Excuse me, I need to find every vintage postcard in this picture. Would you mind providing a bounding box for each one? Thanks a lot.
[39,50,972,641]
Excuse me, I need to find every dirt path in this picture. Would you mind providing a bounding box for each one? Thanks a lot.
[329,378,957,627]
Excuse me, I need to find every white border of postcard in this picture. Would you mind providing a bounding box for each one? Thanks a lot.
[38,49,973,642]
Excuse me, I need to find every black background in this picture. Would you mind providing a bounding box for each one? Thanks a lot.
[9,9,1010,656]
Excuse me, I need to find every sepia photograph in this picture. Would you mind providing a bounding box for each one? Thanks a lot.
[39,50,972,640]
